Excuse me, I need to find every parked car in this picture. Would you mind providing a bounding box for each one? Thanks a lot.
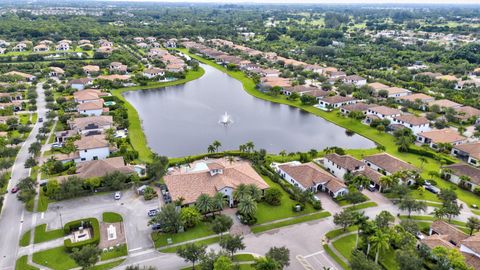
[114,191,121,200]
[151,223,162,231]
[163,193,172,204]
[38,180,48,187]
[415,231,425,240]
[51,143,63,149]
[11,186,19,193]
[38,117,43,123]
[367,184,376,192]
[424,185,440,194]
[148,208,160,217]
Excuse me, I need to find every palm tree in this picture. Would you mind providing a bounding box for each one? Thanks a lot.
[351,175,370,189]
[239,144,246,153]
[419,157,428,169]
[369,230,390,264]
[245,141,255,153]
[207,145,215,154]
[212,192,227,213]
[245,184,262,202]
[379,176,396,192]
[353,211,369,249]
[233,184,249,202]
[212,140,222,152]
[196,194,213,216]
[238,196,257,217]
[226,156,235,164]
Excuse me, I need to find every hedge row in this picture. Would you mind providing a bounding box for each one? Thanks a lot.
[405,147,456,165]
[63,218,100,251]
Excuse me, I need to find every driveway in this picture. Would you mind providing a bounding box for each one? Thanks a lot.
[39,189,161,252]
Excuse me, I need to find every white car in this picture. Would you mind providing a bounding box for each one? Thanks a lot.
[114,191,121,200]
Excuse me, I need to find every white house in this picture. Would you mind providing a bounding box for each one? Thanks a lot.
[272,161,348,198]
[363,153,418,184]
[391,114,431,134]
[77,100,104,116]
[316,96,357,111]
[451,142,480,167]
[143,68,165,79]
[68,115,114,136]
[323,153,366,180]
[49,67,65,77]
[417,129,467,150]
[68,78,93,91]
[74,135,111,162]
[442,164,480,192]
[56,42,70,51]
[342,75,367,87]
[366,106,402,120]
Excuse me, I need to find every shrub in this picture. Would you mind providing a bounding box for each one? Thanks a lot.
[311,200,322,210]
[474,187,480,196]
[63,218,100,251]
[263,188,283,206]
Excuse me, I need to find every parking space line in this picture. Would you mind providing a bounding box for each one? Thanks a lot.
[128,247,142,252]
[304,250,324,258]
[295,255,314,270]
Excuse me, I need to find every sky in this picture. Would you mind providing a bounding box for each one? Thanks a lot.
[113,0,480,4]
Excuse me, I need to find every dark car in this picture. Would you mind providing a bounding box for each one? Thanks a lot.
[151,223,162,231]
[148,208,160,217]
[38,117,43,123]
[11,186,19,193]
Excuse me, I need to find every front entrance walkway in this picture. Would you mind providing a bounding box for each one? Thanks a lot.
[222,208,251,235]
[315,193,342,215]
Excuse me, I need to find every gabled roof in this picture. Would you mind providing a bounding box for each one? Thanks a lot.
[443,163,480,185]
[75,157,134,179]
[278,162,343,189]
[363,153,417,173]
[74,134,109,150]
[418,129,466,144]
[393,114,430,126]
[453,142,480,160]
[368,106,402,116]
[430,220,469,245]
[325,153,365,171]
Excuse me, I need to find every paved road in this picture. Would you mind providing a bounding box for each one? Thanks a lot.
[0,83,46,270]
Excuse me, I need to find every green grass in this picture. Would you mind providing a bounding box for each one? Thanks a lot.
[233,254,255,262]
[15,255,39,270]
[110,67,205,163]
[473,209,480,216]
[34,224,64,244]
[152,221,215,248]
[159,236,221,253]
[102,212,123,223]
[31,113,38,124]
[251,211,331,234]
[19,229,31,247]
[19,113,30,125]
[256,175,319,224]
[32,246,77,270]
[100,244,127,261]
[90,259,125,270]
[345,201,378,211]
[323,244,350,270]
[332,234,357,260]
[180,49,480,209]
[36,188,49,212]
[326,226,358,240]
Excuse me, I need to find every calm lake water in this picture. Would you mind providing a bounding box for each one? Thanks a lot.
[123,64,375,157]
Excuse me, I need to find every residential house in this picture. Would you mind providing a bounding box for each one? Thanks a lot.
[143,68,165,79]
[78,40,91,45]
[74,134,111,162]
[4,71,36,82]
[56,42,70,51]
[49,67,65,77]
[417,129,467,149]
[304,64,323,74]
[328,71,346,79]
[83,65,100,76]
[340,102,376,115]
[363,153,418,183]
[353,167,385,191]
[77,100,104,116]
[453,106,480,122]
[33,44,49,52]
[260,77,292,89]
[68,78,93,90]
[282,85,318,96]
[164,158,269,206]
[428,99,462,111]
[109,62,128,74]
[455,80,480,90]
[452,142,480,167]
[133,37,144,43]
[436,75,459,82]
[165,63,185,73]
[366,106,402,120]
[73,89,106,104]
[342,75,367,87]
[60,157,135,180]
[383,87,411,98]
[96,75,131,82]
[391,114,431,134]
[68,115,114,136]
[323,153,366,180]
[442,163,480,192]
[137,42,149,49]
[146,37,157,43]
[12,43,27,52]
[316,95,357,111]
[368,82,390,92]
[272,161,348,198]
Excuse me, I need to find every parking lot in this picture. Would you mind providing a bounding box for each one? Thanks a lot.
[39,189,162,252]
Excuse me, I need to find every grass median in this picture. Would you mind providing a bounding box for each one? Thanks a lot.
[251,211,331,234]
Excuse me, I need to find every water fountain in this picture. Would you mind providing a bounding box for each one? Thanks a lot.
[219,112,233,126]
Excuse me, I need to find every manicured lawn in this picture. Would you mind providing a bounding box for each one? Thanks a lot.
[256,175,320,224]
[233,254,255,262]
[325,226,358,240]
[346,201,377,211]
[159,236,221,253]
[90,259,125,270]
[473,209,480,216]
[332,234,357,260]
[31,113,38,124]
[180,49,480,210]
[102,212,123,223]
[152,222,215,248]
[110,67,205,163]
[19,230,31,247]
[100,244,127,261]
[19,114,30,125]
[251,211,331,234]
[323,244,350,270]
[32,246,77,270]
[36,189,49,212]
[15,255,39,270]
[34,224,64,244]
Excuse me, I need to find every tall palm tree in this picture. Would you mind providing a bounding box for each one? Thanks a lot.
[233,184,249,202]
[351,175,370,189]
[418,156,428,169]
[353,211,369,249]
[212,192,227,213]
[246,184,262,202]
[207,145,215,154]
[369,230,390,264]
[245,141,255,153]
[196,194,213,216]
[212,140,222,152]
[238,196,257,217]
[239,144,246,153]
[379,176,396,192]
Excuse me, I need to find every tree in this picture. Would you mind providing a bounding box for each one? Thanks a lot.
[238,196,257,218]
[266,246,290,268]
[375,211,394,229]
[254,257,281,270]
[219,234,245,257]
[466,216,480,236]
[212,140,222,152]
[398,196,427,217]
[28,141,42,157]
[146,154,169,180]
[207,145,216,154]
[213,256,233,270]
[432,246,471,270]
[196,193,214,216]
[212,192,227,214]
[149,204,183,234]
[211,215,233,236]
[180,207,201,228]
[400,219,420,235]
[394,128,415,152]
[233,184,250,202]
[245,184,262,202]
[369,230,390,263]
[395,249,423,270]
[350,250,381,270]
[24,156,37,168]
[16,177,36,203]
[379,176,397,192]
[70,245,101,270]
[344,189,366,205]
[333,208,356,231]
[177,243,206,270]
[263,188,283,206]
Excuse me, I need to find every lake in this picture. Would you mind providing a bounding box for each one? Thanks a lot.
[123,64,375,157]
